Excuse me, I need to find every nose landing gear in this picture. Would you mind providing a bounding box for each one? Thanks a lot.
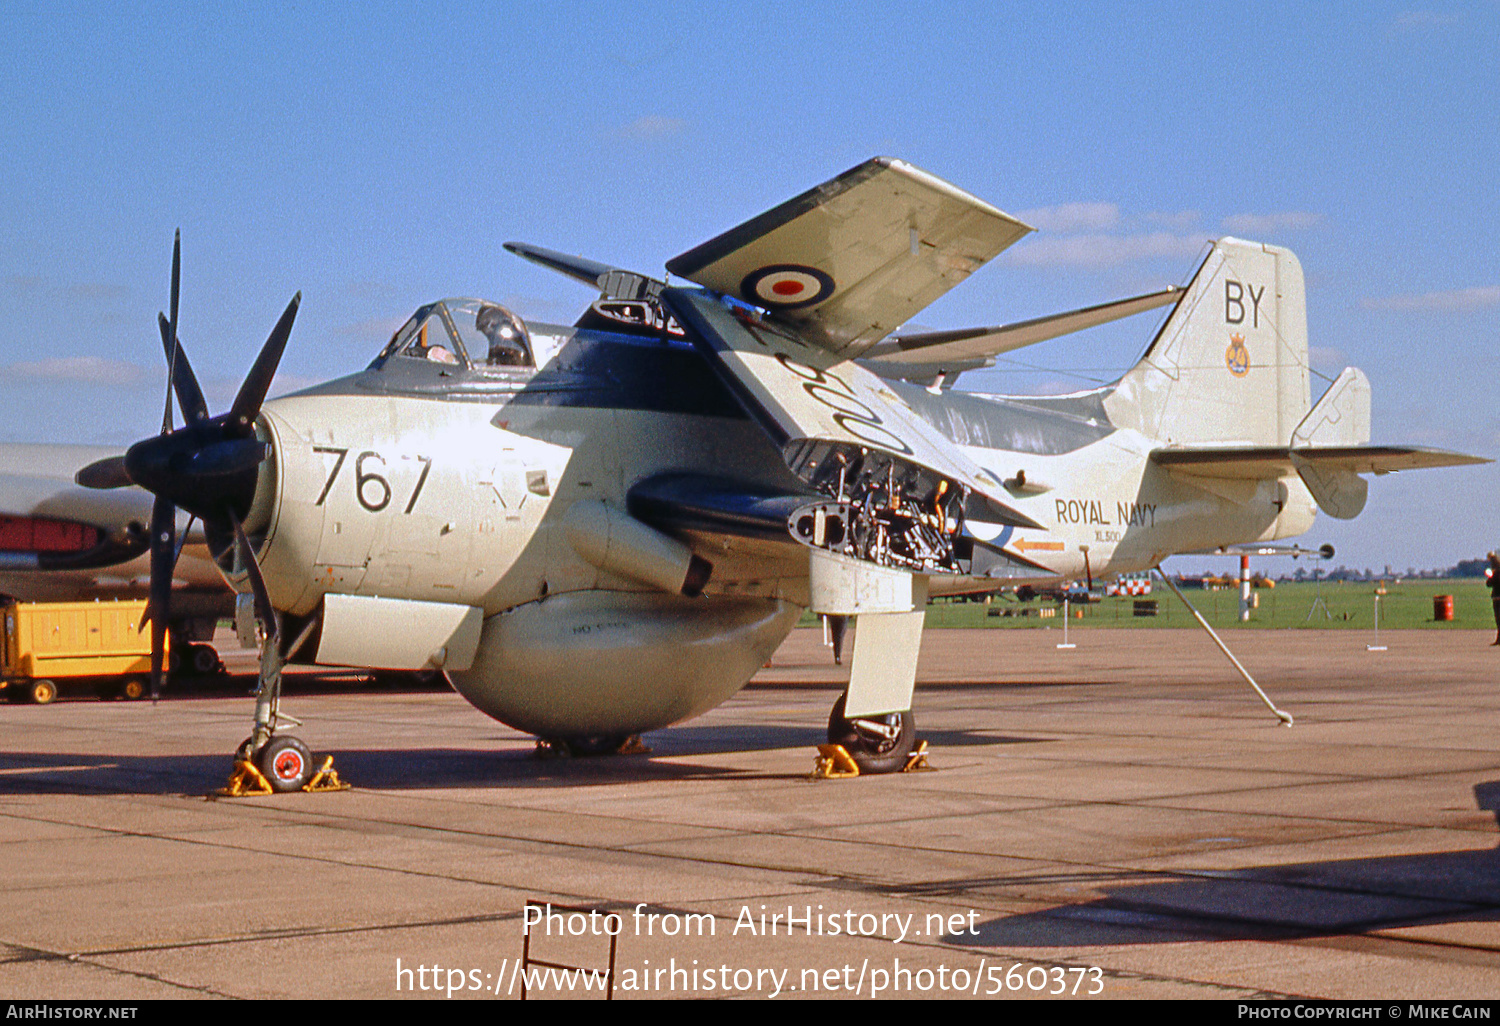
[214,580,348,798]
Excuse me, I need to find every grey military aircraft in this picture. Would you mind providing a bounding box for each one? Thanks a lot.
[0,446,229,674]
[15,157,1486,788]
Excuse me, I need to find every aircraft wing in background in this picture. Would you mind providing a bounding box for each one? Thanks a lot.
[0,443,223,602]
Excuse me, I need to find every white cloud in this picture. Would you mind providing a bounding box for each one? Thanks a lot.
[1308,345,1349,370]
[344,281,401,301]
[265,374,325,399]
[3,357,147,385]
[1362,285,1500,312]
[5,276,130,304]
[1014,202,1119,233]
[1391,10,1462,31]
[335,315,407,340]
[616,115,687,140]
[65,282,131,303]
[1141,210,1202,231]
[1221,211,1326,234]
[1004,232,1210,268]
[3,275,44,297]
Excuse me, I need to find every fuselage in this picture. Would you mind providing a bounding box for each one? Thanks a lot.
[253,321,1315,609]
[232,313,1314,738]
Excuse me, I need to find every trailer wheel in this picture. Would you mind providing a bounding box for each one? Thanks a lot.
[29,679,57,705]
[121,678,146,701]
[190,645,223,676]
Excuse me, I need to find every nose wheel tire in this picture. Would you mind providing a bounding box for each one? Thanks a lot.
[256,735,314,792]
[827,692,915,775]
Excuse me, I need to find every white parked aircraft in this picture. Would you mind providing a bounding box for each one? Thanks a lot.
[7,157,1484,787]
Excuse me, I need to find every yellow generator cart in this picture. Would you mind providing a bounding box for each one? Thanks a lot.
[1,600,165,703]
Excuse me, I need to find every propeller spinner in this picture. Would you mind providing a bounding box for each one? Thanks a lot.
[75,232,299,699]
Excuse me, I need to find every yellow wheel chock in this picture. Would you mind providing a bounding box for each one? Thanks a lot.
[213,754,350,798]
[903,740,932,773]
[812,744,862,779]
[215,759,274,797]
[304,755,350,792]
[811,740,933,779]
[614,735,652,756]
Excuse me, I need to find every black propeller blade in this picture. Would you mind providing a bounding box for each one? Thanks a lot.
[231,510,277,639]
[75,232,299,699]
[143,495,175,700]
[229,294,300,433]
[162,230,181,434]
[75,456,132,490]
[159,313,208,426]
[121,292,299,523]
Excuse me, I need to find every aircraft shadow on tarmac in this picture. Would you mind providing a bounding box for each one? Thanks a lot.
[653,722,1032,755]
[0,746,775,795]
[0,715,1028,795]
[179,670,454,697]
[940,781,1500,947]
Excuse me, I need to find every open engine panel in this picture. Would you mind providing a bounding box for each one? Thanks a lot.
[783,439,969,575]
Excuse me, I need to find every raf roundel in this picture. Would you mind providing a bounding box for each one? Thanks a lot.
[740,265,836,310]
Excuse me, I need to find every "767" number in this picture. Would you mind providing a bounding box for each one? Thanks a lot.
[312,447,432,514]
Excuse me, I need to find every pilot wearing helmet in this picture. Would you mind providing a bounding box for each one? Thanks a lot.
[476,304,531,367]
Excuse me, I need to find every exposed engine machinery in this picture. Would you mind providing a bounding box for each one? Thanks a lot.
[785,440,967,575]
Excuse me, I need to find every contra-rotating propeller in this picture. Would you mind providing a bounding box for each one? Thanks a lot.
[76,232,299,699]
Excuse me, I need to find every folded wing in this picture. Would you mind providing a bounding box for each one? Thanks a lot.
[662,286,1039,531]
[863,286,1183,370]
[666,157,1032,359]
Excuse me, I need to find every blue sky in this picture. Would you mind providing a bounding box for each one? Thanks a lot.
[1,1,1495,572]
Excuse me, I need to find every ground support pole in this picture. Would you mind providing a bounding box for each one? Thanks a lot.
[1154,568,1293,726]
[1367,594,1387,652]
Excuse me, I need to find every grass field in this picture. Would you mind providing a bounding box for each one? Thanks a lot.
[801,578,1497,631]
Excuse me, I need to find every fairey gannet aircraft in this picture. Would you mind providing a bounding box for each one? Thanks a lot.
[12,157,1483,788]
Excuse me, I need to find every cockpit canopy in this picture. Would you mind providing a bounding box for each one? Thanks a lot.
[373,299,534,372]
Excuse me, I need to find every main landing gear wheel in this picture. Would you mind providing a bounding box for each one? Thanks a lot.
[827,692,915,775]
[540,734,649,757]
[569,734,631,756]
[256,735,314,793]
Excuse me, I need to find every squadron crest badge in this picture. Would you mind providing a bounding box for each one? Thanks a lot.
[1225,333,1250,377]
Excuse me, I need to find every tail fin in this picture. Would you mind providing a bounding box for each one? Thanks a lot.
[1105,238,1311,446]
